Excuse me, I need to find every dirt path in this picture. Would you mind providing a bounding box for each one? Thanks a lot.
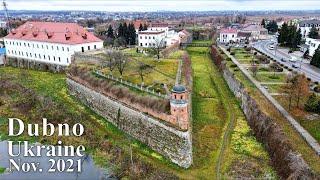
[205,51,237,179]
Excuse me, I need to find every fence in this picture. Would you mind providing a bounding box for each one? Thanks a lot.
[94,71,168,99]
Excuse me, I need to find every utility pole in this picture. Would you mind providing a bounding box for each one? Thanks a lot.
[3,0,10,32]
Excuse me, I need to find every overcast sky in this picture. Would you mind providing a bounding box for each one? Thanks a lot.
[5,0,320,11]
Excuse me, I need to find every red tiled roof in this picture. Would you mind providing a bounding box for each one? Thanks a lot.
[220,28,238,34]
[151,23,169,27]
[138,31,165,35]
[5,21,102,45]
[133,20,147,29]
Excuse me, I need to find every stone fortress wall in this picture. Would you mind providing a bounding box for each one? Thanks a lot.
[67,78,192,168]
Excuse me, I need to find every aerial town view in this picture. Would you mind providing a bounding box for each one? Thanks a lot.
[0,0,320,179]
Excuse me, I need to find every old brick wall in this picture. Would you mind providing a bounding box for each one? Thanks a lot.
[67,78,192,168]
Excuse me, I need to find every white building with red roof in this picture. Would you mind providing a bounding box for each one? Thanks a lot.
[4,21,103,66]
[219,28,238,43]
[138,22,190,48]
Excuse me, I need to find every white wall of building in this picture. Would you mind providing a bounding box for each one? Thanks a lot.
[138,32,166,48]
[4,38,103,66]
[219,33,238,43]
[305,37,320,56]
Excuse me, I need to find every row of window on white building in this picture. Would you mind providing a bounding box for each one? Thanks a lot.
[7,50,68,63]
[5,40,71,52]
[140,36,156,39]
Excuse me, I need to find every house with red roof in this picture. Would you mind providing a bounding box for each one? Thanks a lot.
[4,21,103,67]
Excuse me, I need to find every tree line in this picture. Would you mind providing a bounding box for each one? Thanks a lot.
[104,22,137,47]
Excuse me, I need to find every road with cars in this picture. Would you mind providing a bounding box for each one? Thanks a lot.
[253,40,320,83]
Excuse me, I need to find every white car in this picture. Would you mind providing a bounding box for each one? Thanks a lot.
[290,57,298,63]
[269,45,275,50]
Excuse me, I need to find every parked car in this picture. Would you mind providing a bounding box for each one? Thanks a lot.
[281,58,287,62]
[269,45,275,50]
[290,57,298,63]
[292,64,299,68]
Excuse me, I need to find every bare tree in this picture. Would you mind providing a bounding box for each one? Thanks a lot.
[281,73,309,110]
[250,64,258,77]
[137,62,152,85]
[114,51,128,77]
[151,38,165,60]
[294,74,310,108]
[102,50,116,74]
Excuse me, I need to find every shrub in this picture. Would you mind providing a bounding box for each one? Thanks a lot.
[245,47,251,51]
[259,67,269,72]
[230,64,237,68]
[226,57,232,61]
[230,52,235,55]
[315,85,320,92]
[305,94,320,113]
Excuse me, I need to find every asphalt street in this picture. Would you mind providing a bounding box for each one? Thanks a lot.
[253,40,320,83]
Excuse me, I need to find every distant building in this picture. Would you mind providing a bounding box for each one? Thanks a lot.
[138,30,166,48]
[219,28,238,43]
[298,19,320,39]
[138,22,189,48]
[4,21,103,66]
[239,24,268,40]
[305,37,320,57]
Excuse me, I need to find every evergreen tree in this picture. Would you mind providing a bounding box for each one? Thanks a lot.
[311,47,320,68]
[117,23,124,38]
[128,23,136,45]
[261,19,266,28]
[0,28,8,38]
[143,23,148,30]
[292,28,302,48]
[138,23,143,31]
[123,22,129,44]
[107,25,114,39]
[308,27,319,39]
[266,20,278,33]
[278,23,288,45]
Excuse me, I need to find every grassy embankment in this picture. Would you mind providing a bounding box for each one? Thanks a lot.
[222,47,320,174]
[184,42,274,179]
[0,67,176,178]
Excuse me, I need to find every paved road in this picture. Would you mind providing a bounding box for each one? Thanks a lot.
[253,40,320,83]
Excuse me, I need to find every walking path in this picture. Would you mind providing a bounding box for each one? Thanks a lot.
[219,45,320,156]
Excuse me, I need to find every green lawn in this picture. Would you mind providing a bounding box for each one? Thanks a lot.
[253,72,286,83]
[263,84,283,94]
[98,49,183,94]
